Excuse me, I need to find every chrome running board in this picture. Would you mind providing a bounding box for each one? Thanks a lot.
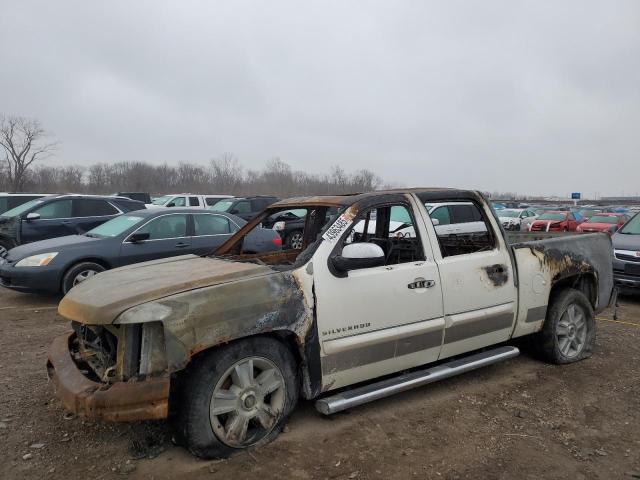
[315,345,519,415]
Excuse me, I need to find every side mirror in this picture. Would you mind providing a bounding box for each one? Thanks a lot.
[128,232,150,243]
[431,218,440,226]
[166,202,176,207]
[331,243,385,272]
[25,212,41,221]
[229,208,239,214]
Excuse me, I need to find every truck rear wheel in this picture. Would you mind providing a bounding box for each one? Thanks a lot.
[175,337,299,459]
[536,288,595,364]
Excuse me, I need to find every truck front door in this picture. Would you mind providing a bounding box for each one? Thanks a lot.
[313,197,445,390]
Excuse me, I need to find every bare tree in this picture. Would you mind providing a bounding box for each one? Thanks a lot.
[0,115,57,191]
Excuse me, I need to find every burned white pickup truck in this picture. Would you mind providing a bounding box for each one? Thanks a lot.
[48,189,614,458]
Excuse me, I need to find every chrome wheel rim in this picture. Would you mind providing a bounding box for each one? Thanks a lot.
[209,356,286,448]
[290,232,303,250]
[73,269,98,286]
[556,303,587,358]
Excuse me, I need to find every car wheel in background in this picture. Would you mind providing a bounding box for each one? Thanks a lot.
[535,288,595,364]
[62,262,106,294]
[286,231,304,250]
[173,336,299,459]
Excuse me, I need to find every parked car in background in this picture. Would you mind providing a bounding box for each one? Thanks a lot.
[577,208,603,221]
[576,214,628,235]
[149,194,232,209]
[427,202,488,235]
[498,209,538,231]
[528,211,581,232]
[0,208,281,294]
[209,195,279,221]
[115,192,152,204]
[612,212,640,289]
[262,207,341,249]
[0,195,144,257]
[0,193,50,215]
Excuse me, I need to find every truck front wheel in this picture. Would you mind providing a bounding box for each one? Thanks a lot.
[537,288,595,364]
[175,337,299,459]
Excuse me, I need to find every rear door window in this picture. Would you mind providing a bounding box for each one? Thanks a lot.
[189,196,200,207]
[33,199,73,219]
[73,199,119,217]
[193,214,231,235]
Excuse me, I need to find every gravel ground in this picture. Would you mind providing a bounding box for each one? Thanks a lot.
[0,287,638,480]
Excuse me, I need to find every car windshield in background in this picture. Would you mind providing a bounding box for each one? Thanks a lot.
[587,216,618,224]
[210,200,234,212]
[620,214,640,234]
[86,215,145,238]
[500,210,520,218]
[0,198,45,217]
[151,195,172,205]
[538,213,565,221]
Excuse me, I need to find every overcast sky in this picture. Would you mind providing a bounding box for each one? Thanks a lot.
[1,1,639,197]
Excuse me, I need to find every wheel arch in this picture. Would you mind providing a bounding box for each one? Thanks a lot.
[549,272,597,309]
[60,257,112,290]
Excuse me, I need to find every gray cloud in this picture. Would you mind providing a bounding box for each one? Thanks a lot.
[1,0,639,197]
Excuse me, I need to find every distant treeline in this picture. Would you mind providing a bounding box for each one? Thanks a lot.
[2,155,385,197]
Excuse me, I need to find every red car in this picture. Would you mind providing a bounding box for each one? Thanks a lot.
[529,211,581,232]
[577,213,628,235]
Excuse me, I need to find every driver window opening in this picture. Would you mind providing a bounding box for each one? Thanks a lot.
[343,204,425,266]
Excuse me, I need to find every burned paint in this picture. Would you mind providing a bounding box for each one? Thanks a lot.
[482,264,510,287]
[511,233,614,313]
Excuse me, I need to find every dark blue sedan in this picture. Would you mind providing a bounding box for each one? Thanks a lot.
[0,208,282,294]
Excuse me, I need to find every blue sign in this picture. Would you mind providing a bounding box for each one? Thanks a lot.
[571,192,581,200]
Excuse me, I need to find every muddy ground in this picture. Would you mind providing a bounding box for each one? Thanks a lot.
[0,287,638,480]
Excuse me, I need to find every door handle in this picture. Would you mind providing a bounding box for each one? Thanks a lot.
[408,278,436,289]
[175,242,189,248]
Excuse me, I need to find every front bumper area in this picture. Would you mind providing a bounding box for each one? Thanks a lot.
[614,272,640,288]
[0,262,62,293]
[47,333,170,422]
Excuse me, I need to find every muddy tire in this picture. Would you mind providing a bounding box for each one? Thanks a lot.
[536,288,595,364]
[62,262,106,294]
[175,337,299,459]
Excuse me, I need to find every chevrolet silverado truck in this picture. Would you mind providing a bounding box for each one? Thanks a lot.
[47,189,614,459]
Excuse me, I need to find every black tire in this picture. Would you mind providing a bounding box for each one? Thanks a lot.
[174,336,299,459]
[61,261,106,294]
[285,230,304,250]
[535,288,595,364]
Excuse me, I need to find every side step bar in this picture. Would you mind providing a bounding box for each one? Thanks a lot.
[315,345,519,415]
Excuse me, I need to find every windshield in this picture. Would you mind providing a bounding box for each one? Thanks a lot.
[0,198,45,217]
[151,195,172,206]
[620,214,640,234]
[587,215,618,224]
[210,200,234,212]
[86,215,144,238]
[538,213,565,221]
[500,210,520,218]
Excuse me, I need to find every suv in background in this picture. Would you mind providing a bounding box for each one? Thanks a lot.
[149,194,232,209]
[209,195,279,221]
[0,193,50,215]
[0,195,145,256]
[115,192,152,204]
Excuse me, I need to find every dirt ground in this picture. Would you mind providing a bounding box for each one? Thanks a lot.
[0,288,638,480]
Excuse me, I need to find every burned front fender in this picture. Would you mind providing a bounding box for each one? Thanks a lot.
[115,271,310,374]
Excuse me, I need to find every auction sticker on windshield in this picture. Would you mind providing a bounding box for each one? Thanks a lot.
[323,213,354,242]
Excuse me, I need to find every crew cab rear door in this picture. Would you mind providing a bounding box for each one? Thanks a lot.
[312,195,445,390]
[416,195,517,360]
